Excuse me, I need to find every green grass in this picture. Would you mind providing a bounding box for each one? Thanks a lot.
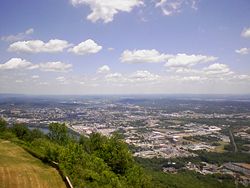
[0,139,66,188]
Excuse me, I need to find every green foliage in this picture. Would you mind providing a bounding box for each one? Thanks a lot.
[30,128,44,140]
[224,144,234,152]
[197,151,250,164]
[0,130,17,140]
[79,135,92,153]
[59,142,124,188]
[0,118,16,141]
[10,123,44,142]
[137,156,243,188]
[0,118,7,132]
[11,123,31,141]
[29,130,151,187]
[147,170,241,188]
[90,133,134,175]
[30,138,63,162]
[48,122,69,145]
[135,157,186,171]
[234,136,250,152]
[88,132,106,152]
[125,165,152,188]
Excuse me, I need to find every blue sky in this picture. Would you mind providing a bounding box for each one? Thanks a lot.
[0,0,250,94]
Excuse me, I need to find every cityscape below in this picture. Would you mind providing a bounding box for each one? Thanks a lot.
[1,94,250,186]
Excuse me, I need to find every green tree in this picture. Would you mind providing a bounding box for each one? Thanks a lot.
[31,138,62,162]
[48,122,69,145]
[125,165,152,188]
[30,128,44,140]
[11,123,31,141]
[89,133,106,152]
[0,118,7,132]
[90,133,134,175]
[79,135,92,153]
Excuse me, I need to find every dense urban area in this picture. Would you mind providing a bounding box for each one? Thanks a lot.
[0,94,250,187]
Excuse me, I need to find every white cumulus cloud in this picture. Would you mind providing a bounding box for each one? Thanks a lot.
[203,63,233,76]
[39,62,72,72]
[8,39,71,53]
[1,28,34,42]
[231,74,250,82]
[120,49,171,64]
[129,70,160,82]
[241,27,250,38]
[97,65,110,74]
[105,70,160,83]
[0,58,72,73]
[155,0,198,16]
[165,54,218,68]
[235,47,250,55]
[0,58,32,70]
[105,72,124,82]
[68,39,102,55]
[121,50,217,67]
[70,0,143,23]
[25,28,34,35]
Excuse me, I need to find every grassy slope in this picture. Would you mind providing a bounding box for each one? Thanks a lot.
[0,139,66,188]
